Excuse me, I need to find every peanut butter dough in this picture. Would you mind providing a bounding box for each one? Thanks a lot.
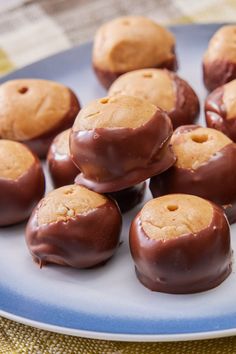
[141,194,213,240]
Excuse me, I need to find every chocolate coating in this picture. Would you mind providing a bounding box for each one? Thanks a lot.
[26,197,122,269]
[0,155,45,226]
[94,55,178,90]
[150,125,236,223]
[205,86,236,142]
[170,75,200,129]
[108,182,146,213]
[24,90,80,158]
[47,132,79,188]
[71,110,175,193]
[203,59,236,92]
[130,201,231,294]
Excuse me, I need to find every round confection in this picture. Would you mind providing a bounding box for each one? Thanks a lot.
[47,127,145,211]
[0,79,80,157]
[47,129,79,187]
[70,95,175,193]
[203,25,236,91]
[0,140,45,226]
[93,16,177,89]
[108,182,146,213]
[205,79,236,141]
[108,69,199,129]
[130,194,232,293]
[149,125,236,223]
[25,184,122,268]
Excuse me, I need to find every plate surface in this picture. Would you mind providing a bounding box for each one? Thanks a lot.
[1,24,236,342]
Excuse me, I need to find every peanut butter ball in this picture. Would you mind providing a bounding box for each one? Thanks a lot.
[203,25,236,91]
[47,129,79,188]
[0,79,80,157]
[25,185,122,268]
[0,140,45,226]
[130,194,231,293]
[70,95,175,193]
[205,79,236,141]
[93,16,177,88]
[150,125,236,223]
[47,127,146,211]
[109,69,199,129]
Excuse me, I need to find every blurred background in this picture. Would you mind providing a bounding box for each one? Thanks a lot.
[0,0,236,76]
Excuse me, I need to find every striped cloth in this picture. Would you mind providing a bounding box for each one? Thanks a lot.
[1,0,236,353]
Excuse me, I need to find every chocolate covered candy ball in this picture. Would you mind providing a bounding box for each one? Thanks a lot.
[93,16,177,89]
[70,95,175,193]
[130,194,232,293]
[108,182,146,213]
[109,69,199,129]
[47,128,146,212]
[0,79,80,157]
[150,126,236,223]
[25,185,122,268]
[205,79,236,141]
[47,129,79,187]
[0,140,45,226]
[203,25,236,91]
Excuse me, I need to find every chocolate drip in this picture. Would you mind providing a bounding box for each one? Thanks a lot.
[25,199,122,269]
[71,110,175,193]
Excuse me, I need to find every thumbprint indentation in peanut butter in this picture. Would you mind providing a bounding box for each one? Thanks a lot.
[141,194,213,240]
[167,204,178,212]
[191,134,208,144]
[172,127,232,170]
[100,98,109,104]
[0,79,72,141]
[18,87,28,94]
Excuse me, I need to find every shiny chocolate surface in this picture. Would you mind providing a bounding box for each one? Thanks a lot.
[205,86,236,142]
[108,182,146,213]
[71,110,175,193]
[26,199,122,269]
[47,139,79,188]
[150,125,236,223]
[0,156,45,226]
[170,74,200,129]
[203,59,236,92]
[130,202,231,293]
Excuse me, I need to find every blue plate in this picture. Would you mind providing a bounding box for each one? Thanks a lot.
[1,24,235,342]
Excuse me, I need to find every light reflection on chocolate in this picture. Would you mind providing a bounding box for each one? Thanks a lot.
[26,198,122,269]
[71,109,175,193]
[130,201,232,293]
